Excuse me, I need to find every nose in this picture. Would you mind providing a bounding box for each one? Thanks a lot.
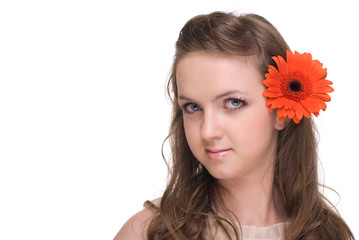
[200,110,223,142]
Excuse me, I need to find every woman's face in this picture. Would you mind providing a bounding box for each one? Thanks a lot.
[176,51,285,181]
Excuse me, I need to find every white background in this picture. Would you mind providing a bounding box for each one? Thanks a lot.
[0,0,358,239]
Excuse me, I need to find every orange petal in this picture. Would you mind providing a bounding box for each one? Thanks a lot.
[279,116,286,122]
[297,52,313,73]
[264,86,282,93]
[312,79,333,87]
[267,66,283,80]
[310,92,331,101]
[300,99,315,113]
[274,55,288,75]
[288,109,296,118]
[295,102,304,120]
[263,90,283,98]
[287,50,301,72]
[312,86,334,94]
[295,102,311,119]
[293,115,300,124]
[299,102,311,118]
[263,77,281,87]
[307,62,327,80]
[316,100,327,111]
[282,99,297,110]
[277,107,292,120]
[305,98,327,112]
[277,108,286,118]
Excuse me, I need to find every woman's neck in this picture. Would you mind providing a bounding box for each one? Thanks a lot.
[216,165,287,227]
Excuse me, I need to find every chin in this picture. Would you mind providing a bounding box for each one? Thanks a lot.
[205,166,240,180]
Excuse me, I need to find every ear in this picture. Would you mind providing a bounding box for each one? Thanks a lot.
[275,117,291,130]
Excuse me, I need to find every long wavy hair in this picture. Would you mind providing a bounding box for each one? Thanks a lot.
[145,11,354,240]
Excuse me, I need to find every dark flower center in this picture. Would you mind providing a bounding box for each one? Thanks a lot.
[289,80,302,93]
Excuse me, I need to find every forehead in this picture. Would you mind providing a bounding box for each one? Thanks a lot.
[176,52,264,98]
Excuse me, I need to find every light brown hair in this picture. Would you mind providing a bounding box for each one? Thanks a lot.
[145,11,354,239]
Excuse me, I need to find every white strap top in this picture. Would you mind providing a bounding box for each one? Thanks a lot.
[239,222,287,240]
[149,198,287,240]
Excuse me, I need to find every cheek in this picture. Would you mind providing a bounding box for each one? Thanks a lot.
[183,118,201,150]
[236,105,277,149]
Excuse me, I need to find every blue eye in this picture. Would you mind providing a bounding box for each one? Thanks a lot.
[182,103,202,113]
[225,99,244,109]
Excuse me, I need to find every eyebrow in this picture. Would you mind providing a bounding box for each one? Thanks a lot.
[178,90,247,101]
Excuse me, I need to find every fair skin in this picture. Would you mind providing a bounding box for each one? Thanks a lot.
[115,51,288,239]
[113,208,153,240]
[176,51,288,226]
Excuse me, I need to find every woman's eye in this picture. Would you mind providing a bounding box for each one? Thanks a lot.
[183,103,202,113]
[225,99,243,109]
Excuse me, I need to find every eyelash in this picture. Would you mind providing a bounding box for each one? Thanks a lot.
[180,102,201,114]
[180,97,246,114]
[224,97,246,111]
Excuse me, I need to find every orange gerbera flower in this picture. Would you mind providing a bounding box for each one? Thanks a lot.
[262,50,334,124]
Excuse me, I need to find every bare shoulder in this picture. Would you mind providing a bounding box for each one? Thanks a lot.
[113,208,154,240]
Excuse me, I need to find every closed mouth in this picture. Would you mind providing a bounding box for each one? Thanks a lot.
[205,148,232,160]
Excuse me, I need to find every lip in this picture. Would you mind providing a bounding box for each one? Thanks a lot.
[205,148,232,160]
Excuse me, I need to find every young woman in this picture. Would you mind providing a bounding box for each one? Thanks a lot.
[115,11,354,240]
